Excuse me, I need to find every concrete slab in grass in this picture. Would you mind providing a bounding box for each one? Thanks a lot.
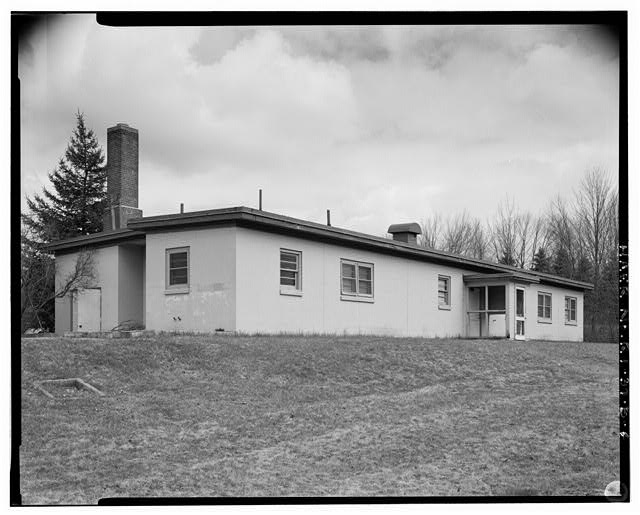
[34,378,105,399]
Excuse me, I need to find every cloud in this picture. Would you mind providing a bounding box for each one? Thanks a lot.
[19,19,619,236]
[280,26,390,62]
[189,26,392,65]
[188,27,256,65]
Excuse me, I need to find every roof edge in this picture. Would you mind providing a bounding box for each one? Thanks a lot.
[44,228,145,253]
[45,206,594,292]
[463,272,541,284]
[128,206,593,291]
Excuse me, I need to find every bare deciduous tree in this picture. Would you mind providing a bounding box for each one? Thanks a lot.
[489,198,547,269]
[442,211,473,255]
[546,196,578,277]
[605,187,619,251]
[467,218,488,260]
[421,211,488,259]
[574,167,614,287]
[420,214,442,249]
[489,198,519,266]
[529,215,551,268]
[417,167,619,342]
[514,211,532,269]
[572,168,617,338]
[21,228,96,332]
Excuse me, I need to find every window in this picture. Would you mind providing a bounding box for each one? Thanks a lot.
[537,292,552,321]
[488,285,506,311]
[438,275,451,309]
[166,247,189,292]
[565,296,577,324]
[340,259,374,300]
[280,249,302,294]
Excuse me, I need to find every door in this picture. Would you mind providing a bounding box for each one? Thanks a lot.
[73,288,102,332]
[515,287,525,340]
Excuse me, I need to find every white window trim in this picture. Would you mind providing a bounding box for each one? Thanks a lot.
[280,248,303,296]
[537,291,552,323]
[165,247,190,294]
[565,296,578,325]
[438,275,451,310]
[340,259,374,302]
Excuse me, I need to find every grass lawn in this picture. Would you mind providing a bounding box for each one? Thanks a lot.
[20,335,619,503]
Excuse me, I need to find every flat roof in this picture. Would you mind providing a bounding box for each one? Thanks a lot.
[44,228,145,253]
[463,272,541,284]
[46,206,593,291]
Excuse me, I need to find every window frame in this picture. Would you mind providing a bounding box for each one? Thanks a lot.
[340,259,374,302]
[564,296,577,325]
[165,246,190,294]
[280,248,303,296]
[537,291,552,323]
[438,275,451,310]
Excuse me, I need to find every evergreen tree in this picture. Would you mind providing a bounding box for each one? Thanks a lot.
[599,247,619,342]
[497,248,516,267]
[20,228,55,331]
[531,247,551,273]
[574,254,592,283]
[22,112,107,243]
[552,245,573,278]
[21,112,104,331]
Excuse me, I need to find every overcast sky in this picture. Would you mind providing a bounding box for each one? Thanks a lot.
[18,15,619,236]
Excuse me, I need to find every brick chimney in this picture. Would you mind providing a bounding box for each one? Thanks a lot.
[102,123,143,231]
[388,223,421,245]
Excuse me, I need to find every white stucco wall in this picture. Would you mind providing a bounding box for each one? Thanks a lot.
[54,225,586,341]
[144,226,236,333]
[118,244,145,327]
[235,227,467,337]
[509,282,584,341]
[54,246,119,333]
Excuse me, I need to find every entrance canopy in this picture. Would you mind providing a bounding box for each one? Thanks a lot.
[463,272,540,285]
[463,272,539,339]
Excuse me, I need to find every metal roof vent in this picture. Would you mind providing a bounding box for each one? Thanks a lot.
[388,222,421,245]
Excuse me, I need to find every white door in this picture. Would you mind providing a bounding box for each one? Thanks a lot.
[73,288,102,332]
[515,287,525,340]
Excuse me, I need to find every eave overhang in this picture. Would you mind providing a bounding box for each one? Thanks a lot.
[45,206,594,292]
[463,272,541,285]
[44,228,145,254]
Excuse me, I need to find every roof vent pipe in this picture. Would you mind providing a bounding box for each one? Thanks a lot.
[387,222,422,245]
[180,203,184,214]
[327,209,331,226]
[259,189,263,211]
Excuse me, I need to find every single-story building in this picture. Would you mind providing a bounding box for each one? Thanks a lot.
[47,123,592,340]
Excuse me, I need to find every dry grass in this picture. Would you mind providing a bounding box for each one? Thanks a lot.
[20,335,619,503]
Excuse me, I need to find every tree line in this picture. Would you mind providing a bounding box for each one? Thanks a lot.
[419,168,619,342]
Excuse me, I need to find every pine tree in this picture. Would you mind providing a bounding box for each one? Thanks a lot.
[497,248,516,267]
[531,248,551,273]
[574,254,592,283]
[599,246,619,342]
[21,112,104,331]
[552,245,573,279]
[22,112,107,243]
[20,228,55,331]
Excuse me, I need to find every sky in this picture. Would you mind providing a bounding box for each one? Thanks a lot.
[18,15,620,237]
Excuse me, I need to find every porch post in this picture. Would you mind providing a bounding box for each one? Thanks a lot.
[505,284,509,339]
[485,287,489,338]
[464,284,468,337]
